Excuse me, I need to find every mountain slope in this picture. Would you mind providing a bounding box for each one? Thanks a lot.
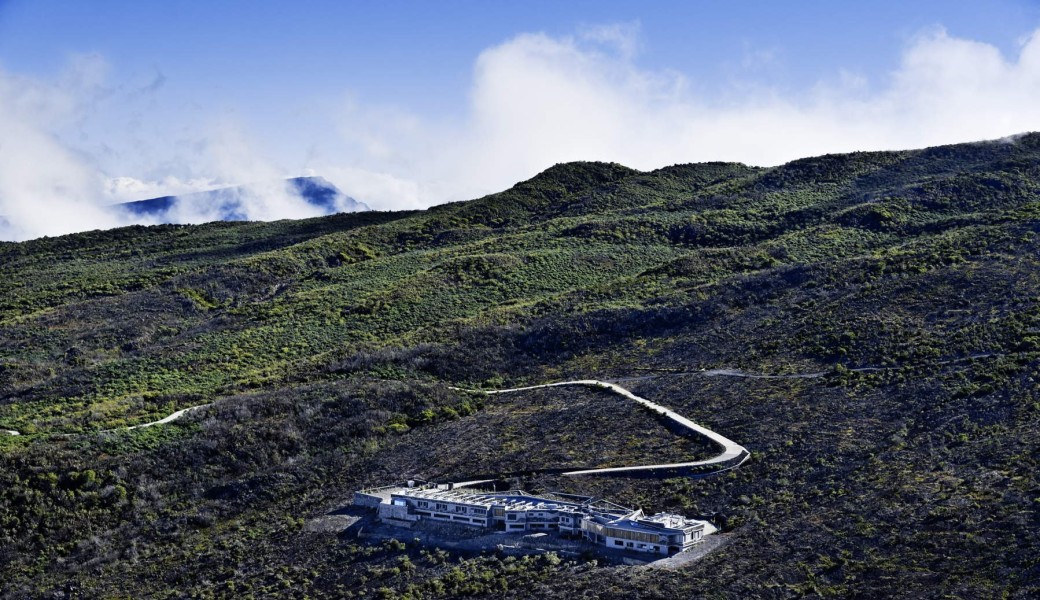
[1,135,1039,598]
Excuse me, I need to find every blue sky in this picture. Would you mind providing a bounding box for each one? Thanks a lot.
[2,0,1040,239]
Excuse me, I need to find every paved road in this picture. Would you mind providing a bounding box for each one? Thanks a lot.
[120,403,212,431]
[0,403,212,438]
[612,368,828,383]
[5,355,1000,440]
[699,368,827,379]
[454,379,750,478]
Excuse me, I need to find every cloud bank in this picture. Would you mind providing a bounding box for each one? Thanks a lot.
[0,63,321,240]
[161,123,327,224]
[331,26,1040,211]
[4,25,1040,240]
[0,55,126,240]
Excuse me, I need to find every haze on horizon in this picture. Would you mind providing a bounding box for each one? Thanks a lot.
[2,0,1040,241]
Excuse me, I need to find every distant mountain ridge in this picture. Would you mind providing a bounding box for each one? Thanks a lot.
[118,176,368,222]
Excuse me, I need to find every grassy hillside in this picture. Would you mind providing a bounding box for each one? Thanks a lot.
[2,135,1040,598]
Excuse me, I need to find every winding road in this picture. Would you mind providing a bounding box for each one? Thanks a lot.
[119,404,212,431]
[2,353,1005,440]
[0,403,212,437]
[452,379,750,482]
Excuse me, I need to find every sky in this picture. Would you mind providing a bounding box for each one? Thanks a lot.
[2,0,1040,240]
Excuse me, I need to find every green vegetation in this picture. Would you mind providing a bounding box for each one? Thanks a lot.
[2,136,1040,597]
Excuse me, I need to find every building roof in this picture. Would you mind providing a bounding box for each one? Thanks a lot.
[390,487,632,515]
[640,512,701,530]
[385,485,705,535]
[378,483,712,548]
[579,508,705,535]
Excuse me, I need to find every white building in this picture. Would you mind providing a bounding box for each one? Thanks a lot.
[580,510,705,554]
[355,483,710,555]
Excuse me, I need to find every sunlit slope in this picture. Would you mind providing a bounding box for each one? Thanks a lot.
[1,135,1040,598]
[2,137,1039,433]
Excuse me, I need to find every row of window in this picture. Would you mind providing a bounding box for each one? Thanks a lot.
[414,499,485,515]
[505,512,561,521]
[413,509,486,525]
[612,539,662,552]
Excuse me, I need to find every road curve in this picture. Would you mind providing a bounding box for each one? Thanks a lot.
[120,404,212,431]
[0,404,212,438]
[453,380,750,479]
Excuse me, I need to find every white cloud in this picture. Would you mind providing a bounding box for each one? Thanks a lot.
[103,175,221,202]
[328,26,1040,210]
[192,122,325,222]
[6,25,1040,239]
[0,55,130,241]
[577,22,642,60]
[0,113,122,241]
[115,123,327,225]
[0,62,322,239]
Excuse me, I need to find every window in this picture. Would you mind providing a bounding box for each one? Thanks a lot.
[507,514,517,521]
[614,540,624,546]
